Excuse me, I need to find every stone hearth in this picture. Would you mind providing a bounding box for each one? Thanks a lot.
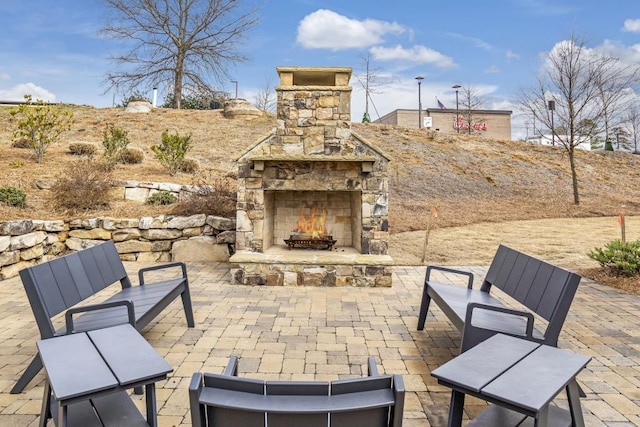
[229,67,392,286]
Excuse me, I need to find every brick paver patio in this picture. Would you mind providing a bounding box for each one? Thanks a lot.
[1,262,639,426]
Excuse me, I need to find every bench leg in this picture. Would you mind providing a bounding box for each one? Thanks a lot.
[181,288,195,328]
[11,353,43,394]
[417,287,432,330]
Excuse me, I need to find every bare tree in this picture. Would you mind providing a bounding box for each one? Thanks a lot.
[101,0,260,109]
[518,33,639,204]
[354,54,383,123]
[625,106,640,153]
[254,75,276,113]
[594,58,640,145]
[459,86,485,134]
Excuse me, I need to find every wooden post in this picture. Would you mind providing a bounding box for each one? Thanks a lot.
[618,212,626,245]
[421,207,439,264]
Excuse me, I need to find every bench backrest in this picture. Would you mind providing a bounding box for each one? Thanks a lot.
[190,372,404,427]
[19,240,130,339]
[482,244,581,343]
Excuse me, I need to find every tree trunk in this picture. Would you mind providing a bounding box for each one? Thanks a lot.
[173,54,185,109]
[568,147,580,205]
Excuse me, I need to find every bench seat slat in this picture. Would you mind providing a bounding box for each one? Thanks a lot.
[199,387,395,413]
[67,280,186,332]
[428,282,544,340]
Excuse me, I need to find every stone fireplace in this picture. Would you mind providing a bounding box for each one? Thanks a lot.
[229,67,392,286]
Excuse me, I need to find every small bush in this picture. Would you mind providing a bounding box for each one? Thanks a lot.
[11,138,31,149]
[0,186,26,207]
[588,239,640,277]
[180,157,200,174]
[50,159,112,211]
[69,143,98,156]
[147,190,177,205]
[119,147,144,164]
[171,177,236,217]
[151,131,192,175]
[102,124,131,169]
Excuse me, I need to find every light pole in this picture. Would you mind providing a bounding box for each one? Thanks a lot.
[548,100,555,146]
[230,80,238,99]
[415,76,424,128]
[452,84,461,133]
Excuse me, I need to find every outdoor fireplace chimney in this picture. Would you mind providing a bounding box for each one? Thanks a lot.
[230,66,392,287]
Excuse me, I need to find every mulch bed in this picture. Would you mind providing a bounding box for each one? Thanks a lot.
[579,267,640,295]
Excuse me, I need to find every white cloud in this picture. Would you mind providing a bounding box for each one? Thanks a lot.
[370,45,457,68]
[0,83,56,102]
[0,73,10,81]
[485,65,501,74]
[445,32,493,51]
[296,9,405,50]
[623,19,640,33]
[506,50,520,60]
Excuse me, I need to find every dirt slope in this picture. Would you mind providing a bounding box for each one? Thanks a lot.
[1,106,639,278]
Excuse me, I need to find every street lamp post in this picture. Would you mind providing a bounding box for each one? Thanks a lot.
[230,80,238,99]
[415,76,424,128]
[548,100,555,146]
[452,84,461,133]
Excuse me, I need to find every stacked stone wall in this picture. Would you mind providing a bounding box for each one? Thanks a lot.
[0,214,235,280]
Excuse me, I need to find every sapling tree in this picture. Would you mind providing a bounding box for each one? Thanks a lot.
[151,131,192,175]
[10,95,74,164]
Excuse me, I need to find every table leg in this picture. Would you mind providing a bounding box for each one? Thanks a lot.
[146,383,158,427]
[534,405,549,427]
[447,390,465,427]
[38,381,51,427]
[57,400,68,427]
[566,379,585,427]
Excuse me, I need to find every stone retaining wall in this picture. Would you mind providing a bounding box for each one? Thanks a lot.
[118,180,206,203]
[0,214,235,280]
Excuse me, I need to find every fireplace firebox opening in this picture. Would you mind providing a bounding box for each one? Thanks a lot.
[264,191,362,252]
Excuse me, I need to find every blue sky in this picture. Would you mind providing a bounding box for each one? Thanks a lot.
[1,0,639,138]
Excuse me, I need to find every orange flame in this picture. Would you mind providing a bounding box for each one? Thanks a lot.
[293,203,328,239]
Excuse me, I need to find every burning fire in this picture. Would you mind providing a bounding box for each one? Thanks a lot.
[292,203,329,239]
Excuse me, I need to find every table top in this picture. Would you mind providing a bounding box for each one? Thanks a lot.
[431,334,591,412]
[37,324,172,402]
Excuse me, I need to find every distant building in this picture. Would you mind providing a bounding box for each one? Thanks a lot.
[526,135,592,151]
[374,108,513,140]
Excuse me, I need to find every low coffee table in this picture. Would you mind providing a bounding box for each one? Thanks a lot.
[431,334,590,427]
[37,323,172,427]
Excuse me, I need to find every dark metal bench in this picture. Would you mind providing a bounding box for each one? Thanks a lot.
[12,240,194,394]
[417,244,581,352]
[189,356,405,427]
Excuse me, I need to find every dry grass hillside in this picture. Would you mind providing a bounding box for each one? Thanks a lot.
[1,105,640,291]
